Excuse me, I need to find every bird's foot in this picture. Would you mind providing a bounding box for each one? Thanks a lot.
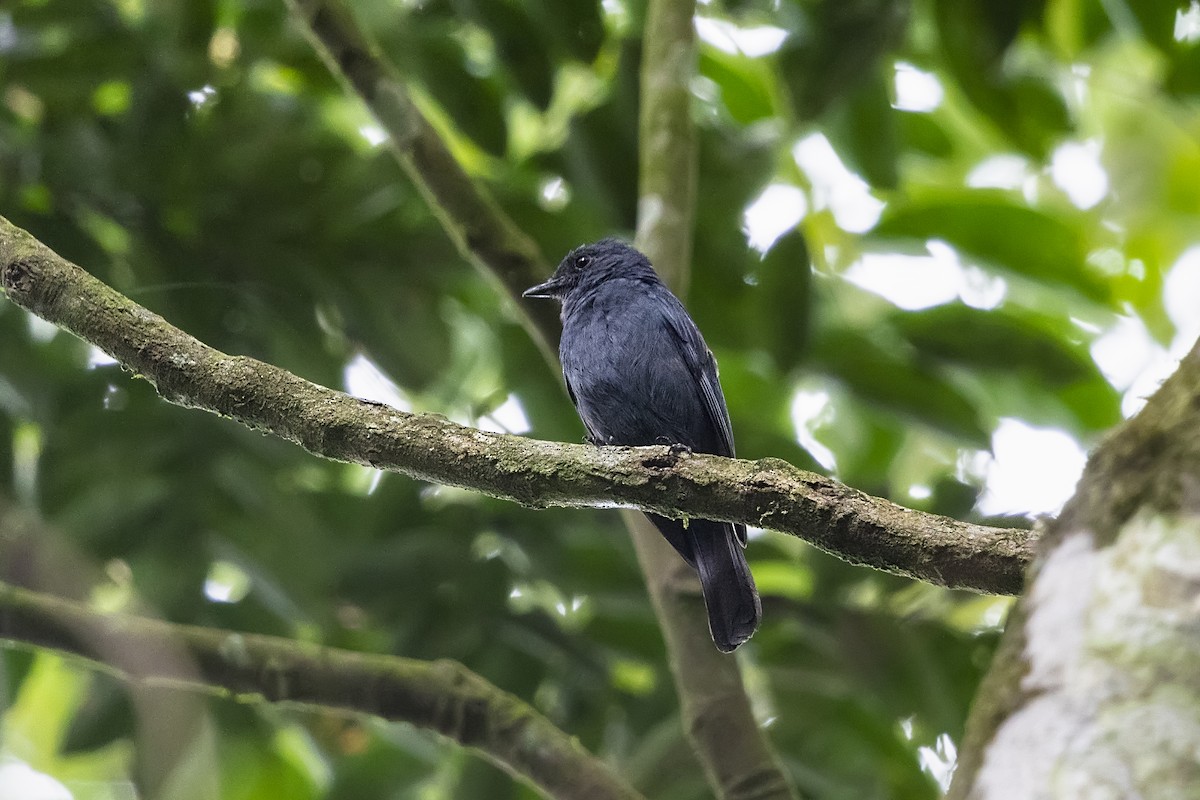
[667,442,692,457]
[643,440,691,469]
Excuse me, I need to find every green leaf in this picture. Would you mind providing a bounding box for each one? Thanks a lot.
[753,229,813,373]
[811,328,989,444]
[825,70,899,189]
[1125,0,1183,49]
[933,0,1070,157]
[893,302,1094,384]
[699,49,778,125]
[525,0,605,65]
[893,303,1122,432]
[61,675,134,754]
[382,23,510,157]
[777,0,909,119]
[871,192,1109,303]
[1166,46,1200,99]
[898,112,954,158]
[451,0,555,109]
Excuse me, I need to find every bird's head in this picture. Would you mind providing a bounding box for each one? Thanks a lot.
[523,238,655,301]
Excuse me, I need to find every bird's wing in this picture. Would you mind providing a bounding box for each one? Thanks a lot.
[563,369,602,445]
[660,296,736,459]
[659,296,747,546]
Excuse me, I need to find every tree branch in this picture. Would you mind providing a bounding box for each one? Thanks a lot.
[631,2,797,799]
[0,215,1031,595]
[636,0,698,292]
[279,6,792,794]
[0,497,219,797]
[0,580,643,800]
[281,0,562,361]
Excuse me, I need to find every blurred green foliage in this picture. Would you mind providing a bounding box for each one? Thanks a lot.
[1,0,1197,798]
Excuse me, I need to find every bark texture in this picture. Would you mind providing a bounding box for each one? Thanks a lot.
[949,339,1200,798]
[0,217,1030,596]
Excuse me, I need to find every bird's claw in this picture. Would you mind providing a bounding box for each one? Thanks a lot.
[643,440,691,469]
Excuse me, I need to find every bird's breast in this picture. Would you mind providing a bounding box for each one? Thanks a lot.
[560,297,708,449]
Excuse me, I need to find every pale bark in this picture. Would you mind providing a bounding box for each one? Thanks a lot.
[949,338,1200,798]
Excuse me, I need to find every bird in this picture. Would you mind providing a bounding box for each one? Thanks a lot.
[523,238,761,652]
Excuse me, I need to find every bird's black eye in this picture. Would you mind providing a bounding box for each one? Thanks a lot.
[575,254,590,269]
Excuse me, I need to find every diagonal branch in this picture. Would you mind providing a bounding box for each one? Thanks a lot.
[282,0,562,360]
[0,215,1032,595]
[0,580,643,800]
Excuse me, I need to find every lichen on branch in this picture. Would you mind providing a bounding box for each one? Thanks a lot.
[0,215,1032,595]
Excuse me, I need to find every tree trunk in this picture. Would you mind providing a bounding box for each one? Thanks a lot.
[949,339,1200,799]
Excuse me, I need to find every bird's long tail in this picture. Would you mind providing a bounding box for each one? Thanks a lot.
[688,519,761,652]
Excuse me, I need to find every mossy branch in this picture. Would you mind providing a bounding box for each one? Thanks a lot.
[0,215,1031,596]
[0,580,643,800]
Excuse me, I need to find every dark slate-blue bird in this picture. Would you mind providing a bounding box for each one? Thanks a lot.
[524,238,761,652]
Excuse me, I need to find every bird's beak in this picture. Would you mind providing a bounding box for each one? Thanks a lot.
[522,276,564,299]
